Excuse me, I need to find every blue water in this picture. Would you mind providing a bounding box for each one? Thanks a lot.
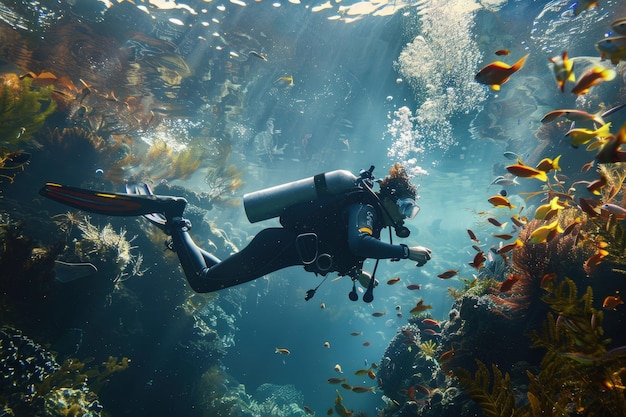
[2,0,626,416]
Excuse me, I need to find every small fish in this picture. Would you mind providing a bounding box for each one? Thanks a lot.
[469,251,486,269]
[422,318,440,327]
[492,233,514,240]
[534,197,567,221]
[573,0,598,15]
[362,341,371,346]
[536,155,561,173]
[334,364,343,373]
[350,331,363,336]
[541,109,604,125]
[275,348,291,355]
[503,151,520,160]
[596,125,626,164]
[351,385,376,394]
[438,347,455,362]
[249,50,268,61]
[549,51,575,92]
[578,197,600,217]
[571,66,616,95]
[324,341,331,348]
[386,277,401,285]
[372,311,386,317]
[467,229,479,242]
[409,299,432,314]
[495,49,510,56]
[603,295,624,310]
[499,274,521,292]
[496,238,524,254]
[320,302,326,309]
[354,369,371,376]
[437,270,459,279]
[511,215,527,228]
[474,54,529,91]
[304,405,315,415]
[528,220,564,244]
[540,272,558,288]
[601,203,626,215]
[506,163,548,181]
[406,284,421,290]
[597,35,626,64]
[274,75,295,87]
[566,123,612,147]
[563,218,581,236]
[487,217,505,227]
[327,377,347,384]
[488,195,516,209]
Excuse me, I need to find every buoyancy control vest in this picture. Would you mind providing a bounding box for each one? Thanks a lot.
[242,169,383,277]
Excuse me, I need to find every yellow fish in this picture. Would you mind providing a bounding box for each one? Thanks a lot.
[534,197,566,220]
[549,51,575,92]
[505,163,548,181]
[565,123,611,147]
[536,155,561,172]
[528,220,564,244]
[274,75,295,87]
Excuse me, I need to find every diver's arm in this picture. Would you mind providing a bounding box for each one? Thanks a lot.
[346,204,408,259]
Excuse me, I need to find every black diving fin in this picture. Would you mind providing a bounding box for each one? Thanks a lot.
[39,182,187,220]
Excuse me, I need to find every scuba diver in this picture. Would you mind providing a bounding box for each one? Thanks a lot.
[39,164,431,302]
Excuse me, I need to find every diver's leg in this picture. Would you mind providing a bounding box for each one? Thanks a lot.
[169,224,300,293]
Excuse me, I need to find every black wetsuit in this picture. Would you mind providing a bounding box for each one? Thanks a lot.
[169,202,409,293]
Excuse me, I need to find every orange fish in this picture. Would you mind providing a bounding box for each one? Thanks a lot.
[596,124,626,164]
[499,274,521,292]
[540,272,558,289]
[571,66,616,95]
[469,251,486,270]
[410,299,432,314]
[488,195,516,209]
[387,277,401,285]
[506,163,548,181]
[495,49,510,56]
[535,155,561,173]
[603,295,624,310]
[475,54,529,91]
[496,238,524,254]
[437,270,459,279]
[438,347,455,362]
[574,0,598,16]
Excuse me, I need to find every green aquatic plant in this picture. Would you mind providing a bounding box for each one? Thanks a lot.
[0,73,57,143]
[447,276,495,300]
[36,356,130,396]
[456,359,522,417]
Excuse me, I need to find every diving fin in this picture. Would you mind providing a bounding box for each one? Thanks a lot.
[124,183,168,229]
[40,182,187,220]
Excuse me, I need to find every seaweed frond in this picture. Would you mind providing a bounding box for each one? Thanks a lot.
[456,359,523,417]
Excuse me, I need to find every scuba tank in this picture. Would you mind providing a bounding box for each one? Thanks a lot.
[243,170,358,223]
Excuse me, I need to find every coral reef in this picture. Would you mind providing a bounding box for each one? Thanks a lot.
[0,328,129,417]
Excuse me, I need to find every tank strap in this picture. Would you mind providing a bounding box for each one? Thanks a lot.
[314,173,331,198]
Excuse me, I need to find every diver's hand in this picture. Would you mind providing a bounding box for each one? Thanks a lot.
[408,246,431,267]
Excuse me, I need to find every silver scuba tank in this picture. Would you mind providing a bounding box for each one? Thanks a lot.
[243,170,358,223]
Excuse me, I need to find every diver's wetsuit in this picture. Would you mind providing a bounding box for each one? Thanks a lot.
[169,202,409,293]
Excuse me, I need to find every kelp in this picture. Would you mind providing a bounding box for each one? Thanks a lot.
[457,278,626,416]
[0,73,57,144]
[456,360,523,417]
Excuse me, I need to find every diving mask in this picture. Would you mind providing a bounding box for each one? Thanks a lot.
[396,197,420,219]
